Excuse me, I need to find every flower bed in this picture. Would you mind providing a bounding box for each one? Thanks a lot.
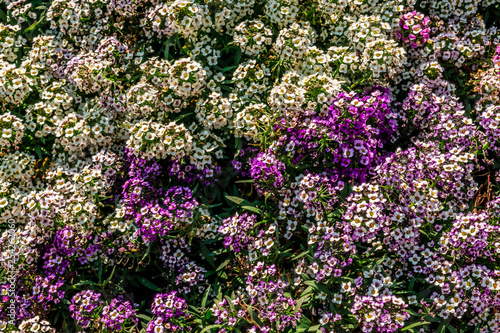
[1,0,500,332]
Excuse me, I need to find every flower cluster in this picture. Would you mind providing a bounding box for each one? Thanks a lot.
[234,20,273,56]
[69,290,103,329]
[396,11,431,48]
[147,291,190,333]
[351,295,410,333]
[0,59,33,105]
[0,113,24,149]
[100,296,138,332]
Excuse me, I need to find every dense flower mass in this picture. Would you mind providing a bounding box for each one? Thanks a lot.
[1,0,500,332]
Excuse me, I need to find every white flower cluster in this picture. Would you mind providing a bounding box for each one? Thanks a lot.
[204,0,257,35]
[269,70,342,117]
[25,81,76,138]
[126,121,193,160]
[0,59,33,105]
[264,0,299,27]
[126,82,160,119]
[0,151,34,185]
[138,58,189,114]
[147,0,211,40]
[421,0,483,19]
[294,46,331,76]
[195,92,233,130]
[231,60,271,103]
[361,39,406,79]
[65,52,113,94]
[190,129,226,168]
[103,205,135,235]
[15,315,55,333]
[347,16,392,50]
[234,103,270,141]
[274,22,316,61]
[0,23,22,62]
[53,105,114,154]
[234,20,273,56]
[425,17,500,68]
[168,58,207,98]
[0,113,24,149]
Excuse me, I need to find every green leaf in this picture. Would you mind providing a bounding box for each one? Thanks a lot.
[136,276,160,291]
[408,277,415,291]
[97,259,103,283]
[241,205,262,214]
[234,179,255,184]
[72,279,95,288]
[0,9,6,23]
[303,280,331,296]
[136,314,152,321]
[141,244,151,261]
[34,145,43,159]
[297,315,312,332]
[101,265,116,288]
[24,18,42,33]
[225,195,253,207]
[221,65,239,73]
[234,137,243,158]
[235,48,242,64]
[484,9,490,23]
[173,112,193,122]
[216,260,229,272]
[436,319,451,333]
[416,288,430,300]
[247,303,263,326]
[493,158,500,170]
[291,250,312,261]
[295,293,311,311]
[201,285,211,308]
[300,285,314,297]
[423,315,441,323]
[400,321,431,331]
[200,324,221,333]
[164,39,170,59]
[217,271,228,279]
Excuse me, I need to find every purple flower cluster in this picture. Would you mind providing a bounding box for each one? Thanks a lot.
[212,262,302,332]
[69,291,138,332]
[494,44,500,73]
[293,170,345,220]
[69,290,102,329]
[165,157,223,187]
[115,149,199,243]
[219,212,258,252]
[351,295,410,333]
[477,104,500,157]
[159,238,207,294]
[268,86,398,184]
[396,11,431,49]
[245,262,302,331]
[147,291,191,333]
[249,152,287,197]
[100,296,138,332]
